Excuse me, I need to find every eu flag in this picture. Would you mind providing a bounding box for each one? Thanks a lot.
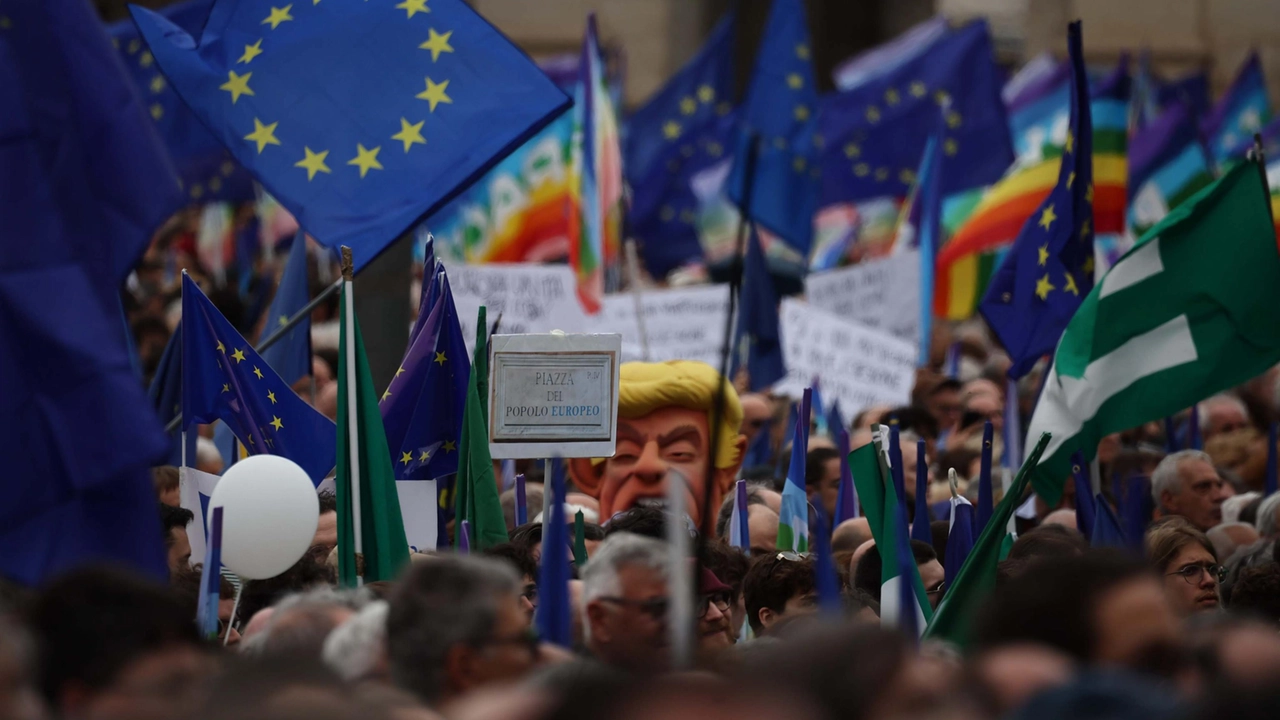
[133,0,572,270]
[726,0,820,257]
[626,13,735,276]
[978,22,1095,380]
[381,268,470,480]
[1203,52,1271,165]
[181,274,335,482]
[732,228,785,391]
[0,0,183,585]
[259,230,312,385]
[107,0,255,204]
[820,20,1012,204]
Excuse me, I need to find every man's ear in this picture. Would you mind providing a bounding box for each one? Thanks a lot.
[1159,490,1176,515]
[585,600,611,643]
[568,458,606,498]
[758,606,776,630]
[443,643,476,695]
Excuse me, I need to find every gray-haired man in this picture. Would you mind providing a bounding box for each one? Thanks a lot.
[581,532,671,672]
[1152,450,1229,531]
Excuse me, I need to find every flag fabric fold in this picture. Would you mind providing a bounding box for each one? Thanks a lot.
[1090,494,1127,548]
[944,493,974,589]
[260,231,313,386]
[536,455,572,646]
[1071,450,1096,537]
[732,227,786,391]
[454,307,509,550]
[1203,53,1271,164]
[778,389,812,553]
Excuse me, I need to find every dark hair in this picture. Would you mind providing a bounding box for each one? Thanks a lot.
[851,540,938,601]
[973,551,1153,661]
[236,549,334,626]
[741,465,783,491]
[701,540,750,601]
[481,542,537,580]
[160,503,194,547]
[843,588,881,618]
[883,407,939,440]
[742,554,815,634]
[317,490,337,515]
[152,465,180,495]
[930,520,950,567]
[1229,562,1280,627]
[805,447,841,490]
[1007,523,1087,562]
[603,506,668,539]
[31,566,198,707]
[509,522,544,550]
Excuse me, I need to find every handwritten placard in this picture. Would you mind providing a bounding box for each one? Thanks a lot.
[804,250,920,342]
[776,298,915,416]
[487,333,621,459]
[450,264,588,356]
[587,285,732,366]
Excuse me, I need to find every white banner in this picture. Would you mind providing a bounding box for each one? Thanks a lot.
[587,285,732,367]
[449,264,588,357]
[804,250,920,343]
[776,298,916,417]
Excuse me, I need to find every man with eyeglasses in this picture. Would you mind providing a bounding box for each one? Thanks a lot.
[581,533,672,672]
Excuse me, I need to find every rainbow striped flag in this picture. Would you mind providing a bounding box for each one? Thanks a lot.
[935,62,1130,320]
[568,15,622,314]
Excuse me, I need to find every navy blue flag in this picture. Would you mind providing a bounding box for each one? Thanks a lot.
[535,453,573,647]
[381,270,470,480]
[259,230,312,385]
[726,0,820,257]
[742,418,773,468]
[1071,450,1096,538]
[626,14,735,276]
[943,494,974,589]
[0,0,184,585]
[1090,495,1127,549]
[812,502,842,616]
[147,322,195,466]
[133,0,572,271]
[409,235,439,348]
[181,274,335,482]
[979,22,1095,380]
[911,440,933,545]
[107,0,254,204]
[820,20,1012,204]
[732,228,785,391]
[975,421,994,535]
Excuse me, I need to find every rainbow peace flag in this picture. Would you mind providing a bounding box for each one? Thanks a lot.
[568,15,622,313]
[935,62,1130,320]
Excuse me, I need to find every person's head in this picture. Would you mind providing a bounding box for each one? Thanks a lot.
[160,503,194,573]
[500,484,544,532]
[831,517,872,554]
[1208,523,1260,566]
[169,567,241,647]
[1145,517,1221,616]
[580,533,671,671]
[1254,492,1280,539]
[700,541,751,641]
[245,587,368,658]
[746,504,780,556]
[1200,394,1251,439]
[569,361,746,528]
[1006,524,1088,563]
[0,614,43,720]
[926,378,963,433]
[804,447,842,519]
[974,551,1181,675]
[194,437,224,476]
[31,566,206,720]
[151,466,180,507]
[236,550,335,626]
[312,491,338,552]
[316,382,339,421]
[1151,450,1228,531]
[602,506,669,539]
[969,644,1074,716]
[741,554,816,635]
[321,600,390,683]
[695,568,734,661]
[1229,562,1280,627]
[387,554,536,706]
[851,540,945,608]
[739,393,773,448]
[482,543,539,621]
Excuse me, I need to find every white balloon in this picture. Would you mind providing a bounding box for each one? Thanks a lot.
[209,455,319,580]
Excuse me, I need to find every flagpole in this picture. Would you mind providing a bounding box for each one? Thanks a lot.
[1251,133,1276,227]
[341,246,364,586]
[164,278,342,433]
[624,240,651,361]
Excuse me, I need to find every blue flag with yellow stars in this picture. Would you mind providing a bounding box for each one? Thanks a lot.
[181,273,335,482]
[380,267,470,480]
[726,0,820,257]
[625,13,735,276]
[820,20,1012,204]
[978,21,1094,381]
[132,0,571,270]
[108,0,254,204]
[259,230,312,385]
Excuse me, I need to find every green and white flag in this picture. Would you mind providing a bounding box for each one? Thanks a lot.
[1028,161,1280,504]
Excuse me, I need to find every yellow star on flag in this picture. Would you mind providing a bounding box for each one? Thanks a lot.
[419,450,430,462]
[910,81,926,97]
[396,0,430,18]
[270,415,284,431]
[401,451,413,465]
[844,143,860,158]
[680,97,697,114]
[239,39,264,64]
[434,351,447,365]
[787,73,803,90]
[244,118,281,154]
[150,104,164,121]
[946,111,962,128]
[663,120,681,140]
[395,366,406,377]
[697,85,715,103]
[1086,184,1094,203]
[267,390,277,404]
[278,315,289,327]
[1080,219,1091,238]
[866,106,880,123]
[219,70,254,104]
[1067,171,1075,189]
[262,5,293,30]
[253,366,264,379]
[347,144,383,178]
[1083,255,1095,275]
[442,440,456,452]
[1064,130,1074,154]
[392,118,426,152]
[150,75,166,93]
[885,87,900,105]
[794,105,810,121]
[1038,204,1057,230]
[944,139,958,156]
[419,28,453,61]
[295,147,331,180]
[216,340,226,353]
[1064,273,1079,296]
[139,51,154,68]
[231,348,246,363]
[1035,273,1055,300]
[793,156,807,173]
[416,78,452,111]
[222,384,230,393]
[1038,244,1049,266]
[795,43,810,60]
[382,389,391,401]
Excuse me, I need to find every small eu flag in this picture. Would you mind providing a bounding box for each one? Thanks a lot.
[726,0,821,257]
[380,266,470,480]
[259,230,312,385]
[181,274,336,483]
[979,22,1095,380]
[732,227,785,391]
[132,0,571,270]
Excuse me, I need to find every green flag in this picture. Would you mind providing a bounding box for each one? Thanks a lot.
[454,306,508,550]
[924,432,1051,648]
[336,279,409,586]
[1028,161,1280,504]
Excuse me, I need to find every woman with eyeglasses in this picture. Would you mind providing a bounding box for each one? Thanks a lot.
[1145,516,1222,616]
